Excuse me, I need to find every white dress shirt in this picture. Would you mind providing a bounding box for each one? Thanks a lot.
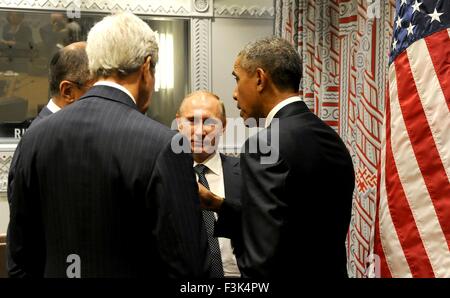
[265,95,302,128]
[46,98,61,113]
[194,151,241,277]
[94,81,136,104]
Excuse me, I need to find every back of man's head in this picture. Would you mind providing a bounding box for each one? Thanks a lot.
[238,36,302,92]
[49,41,90,99]
[86,12,159,78]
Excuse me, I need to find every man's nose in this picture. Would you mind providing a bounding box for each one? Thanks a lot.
[194,123,205,135]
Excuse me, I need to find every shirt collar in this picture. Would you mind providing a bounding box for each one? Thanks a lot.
[193,151,222,176]
[94,81,136,104]
[47,98,61,113]
[265,96,302,128]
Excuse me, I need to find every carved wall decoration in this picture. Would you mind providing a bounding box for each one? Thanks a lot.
[214,5,274,18]
[190,18,211,91]
[0,145,16,197]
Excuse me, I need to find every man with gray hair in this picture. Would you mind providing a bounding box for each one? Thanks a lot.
[7,12,210,278]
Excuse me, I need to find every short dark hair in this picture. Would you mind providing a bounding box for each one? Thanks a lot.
[238,36,302,92]
[49,45,90,97]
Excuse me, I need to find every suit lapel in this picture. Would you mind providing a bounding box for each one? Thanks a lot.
[220,154,240,200]
[38,106,53,118]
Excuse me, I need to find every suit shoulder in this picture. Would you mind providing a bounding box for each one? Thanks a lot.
[220,153,240,165]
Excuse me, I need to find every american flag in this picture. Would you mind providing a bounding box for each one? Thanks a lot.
[374,0,450,277]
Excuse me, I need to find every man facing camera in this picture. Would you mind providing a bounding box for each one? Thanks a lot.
[177,91,242,278]
[7,12,210,278]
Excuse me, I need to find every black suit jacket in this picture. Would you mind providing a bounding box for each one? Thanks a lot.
[214,154,242,247]
[238,101,355,278]
[30,105,53,128]
[7,85,211,278]
[7,105,53,199]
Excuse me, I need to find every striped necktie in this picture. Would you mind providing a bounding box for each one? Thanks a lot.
[194,164,224,278]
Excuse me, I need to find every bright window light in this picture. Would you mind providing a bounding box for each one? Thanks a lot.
[154,32,174,92]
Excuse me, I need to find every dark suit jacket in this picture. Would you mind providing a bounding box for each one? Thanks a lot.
[30,105,52,128]
[238,101,355,278]
[7,105,53,208]
[7,85,211,278]
[214,154,242,248]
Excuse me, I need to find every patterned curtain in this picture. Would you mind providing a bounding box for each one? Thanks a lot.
[275,0,396,277]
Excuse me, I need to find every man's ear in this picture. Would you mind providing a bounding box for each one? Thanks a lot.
[175,113,183,130]
[255,68,267,93]
[59,80,75,103]
[142,56,152,75]
[222,117,227,133]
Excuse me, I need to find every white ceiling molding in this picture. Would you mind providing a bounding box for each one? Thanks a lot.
[214,4,274,19]
[0,0,215,17]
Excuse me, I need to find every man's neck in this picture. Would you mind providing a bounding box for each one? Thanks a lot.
[52,96,66,109]
[262,91,300,117]
[193,152,214,164]
[99,75,139,102]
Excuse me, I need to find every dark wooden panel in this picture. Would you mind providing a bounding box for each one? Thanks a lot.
[0,234,6,278]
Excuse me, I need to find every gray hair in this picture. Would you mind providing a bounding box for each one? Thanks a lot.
[86,12,159,77]
[238,36,302,92]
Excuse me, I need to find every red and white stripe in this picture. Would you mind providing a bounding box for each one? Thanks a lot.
[375,28,450,277]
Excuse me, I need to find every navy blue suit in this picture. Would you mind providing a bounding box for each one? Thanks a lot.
[29,105,53,128]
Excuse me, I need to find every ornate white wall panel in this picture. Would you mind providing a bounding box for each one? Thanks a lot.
[0,143,17,197]
[214,0,274,18]
[190,18,211,91]
[0,0,215,17]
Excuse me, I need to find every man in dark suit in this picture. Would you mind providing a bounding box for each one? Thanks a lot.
[32,41,92,127]
[228,37,355,278]
[5,42,94,276]
[7,12,210,278]
[8,41,92,199]
[177,91,242,277]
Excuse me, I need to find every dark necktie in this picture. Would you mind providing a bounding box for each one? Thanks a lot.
[194,164,224,278]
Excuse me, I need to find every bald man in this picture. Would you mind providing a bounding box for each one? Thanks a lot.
[31,41,93,127]
[177,91,242,278]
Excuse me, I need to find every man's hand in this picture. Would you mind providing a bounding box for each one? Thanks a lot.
[198,182,224,212]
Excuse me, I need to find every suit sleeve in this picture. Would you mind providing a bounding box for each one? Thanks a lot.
[7,140,46,278]
[147,134,212,278]
[215,198,241,237]
[238,138,290,278]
